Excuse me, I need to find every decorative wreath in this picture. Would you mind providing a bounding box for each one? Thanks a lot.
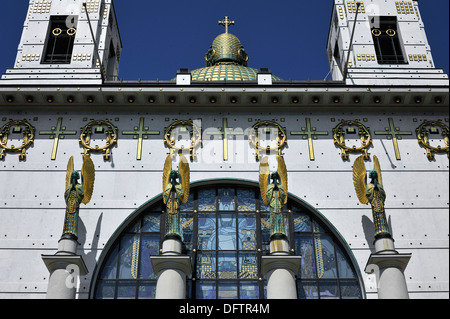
[332,120,372,160]
[416,120,449,160]
[79,120,118,160]
[248,120,287,161]
[0,119,35,160]
[164,120,202,161]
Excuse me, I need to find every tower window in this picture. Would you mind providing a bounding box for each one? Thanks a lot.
[42,16,77,64]
[370,16,406,64]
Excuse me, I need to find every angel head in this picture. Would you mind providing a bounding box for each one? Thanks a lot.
[169,170,181,185]
[70,170,80,186]
[270,171,281,189]
[369,169,378,181]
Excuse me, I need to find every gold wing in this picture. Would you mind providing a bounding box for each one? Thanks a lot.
[65,156,74,189]
[179,154,190,204]
[277,155,288,204]
[373,155,383,186]
[81,155,95,204]
[162,154,172,204]
[259,156,270,206]
[352,155,369,204]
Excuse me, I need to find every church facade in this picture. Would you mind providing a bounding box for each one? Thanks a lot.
[0,0,448,299]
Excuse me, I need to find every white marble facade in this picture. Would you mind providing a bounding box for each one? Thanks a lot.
[0,0,448,299]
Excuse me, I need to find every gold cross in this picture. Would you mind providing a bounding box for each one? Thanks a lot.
[122,118,160,160]
[218,16,235,34]
[291,118,328,161]
[39,118,77,160]
[375,118,412,160]
[206,118,243,161]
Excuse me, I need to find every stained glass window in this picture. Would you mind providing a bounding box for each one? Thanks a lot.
[92,184,363,299]
[237,188,255,211]
[93,211,161,299]
[218,188,235,211]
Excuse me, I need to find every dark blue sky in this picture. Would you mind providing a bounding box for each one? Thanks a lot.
[0,0,448,81]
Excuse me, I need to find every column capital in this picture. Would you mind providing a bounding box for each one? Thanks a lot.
[41,254,89,276]
[365,252,412,273]
[151,255,192,276]
[261,255,302,276]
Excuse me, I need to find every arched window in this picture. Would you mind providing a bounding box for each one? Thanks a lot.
[90,182,364,299]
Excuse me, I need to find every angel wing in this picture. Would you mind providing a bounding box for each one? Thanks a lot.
[65,156,74,189]
[81,155,95,204]
[178,154,190,204]
[352,155,369,204]
[277,155,288,204]
[259,156,270,206]
[162,154,172,204]
[373,155,383,186]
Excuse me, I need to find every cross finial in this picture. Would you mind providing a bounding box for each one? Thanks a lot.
[218,16,235,34]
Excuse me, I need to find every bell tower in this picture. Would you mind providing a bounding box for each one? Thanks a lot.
[1,0,122,84]
[327,0,449,85]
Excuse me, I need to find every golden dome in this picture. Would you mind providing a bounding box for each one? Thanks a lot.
[188,17,282,82]
[190,63,282,82]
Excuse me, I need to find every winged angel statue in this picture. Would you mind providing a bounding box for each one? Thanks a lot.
[259,155,288,239]
[62,155,95,240]
[163,154,190,239]
[352,155,391,240]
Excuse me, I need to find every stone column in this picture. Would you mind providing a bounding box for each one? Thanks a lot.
[150,237,192,299]
[41,236,88,299]
[365,237,411,299]
[261,236,301,299]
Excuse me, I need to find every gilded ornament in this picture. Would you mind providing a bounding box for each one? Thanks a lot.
[416,120,449,159]
[248,120,287,161]
[206,118,243,161]
[164,120,202,161]
[79,119,118,160]
[352,155,391,240]
[374,118,412,160]
[0,119,35,160]
[122,117,160,160]
[291,118,328,161]
[333,120,372,160]
[39,117,77,160]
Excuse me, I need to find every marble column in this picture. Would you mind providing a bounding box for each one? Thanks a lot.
[261,236,301,299]
[151,237,192,299]
[365,237,411,299]
[41,236,88,299]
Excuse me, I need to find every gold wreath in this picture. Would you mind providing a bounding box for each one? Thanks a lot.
[416,120,450,160]
[67,28,77,36]
[0,120,35,160]
[52,28,62,36]
[164,120,202,161]
[386,29,396,37]
[248,120,287,160]
[332,120,372,160]
[371,29,381,37]
[79,120,118,160]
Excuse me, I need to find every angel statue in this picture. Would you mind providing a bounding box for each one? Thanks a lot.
[352,155,391,240]
[62,155,95,240]
[162,154,190,240]
[259,155,288,239]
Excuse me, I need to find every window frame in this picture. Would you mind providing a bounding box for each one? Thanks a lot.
[42,15,77,64]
